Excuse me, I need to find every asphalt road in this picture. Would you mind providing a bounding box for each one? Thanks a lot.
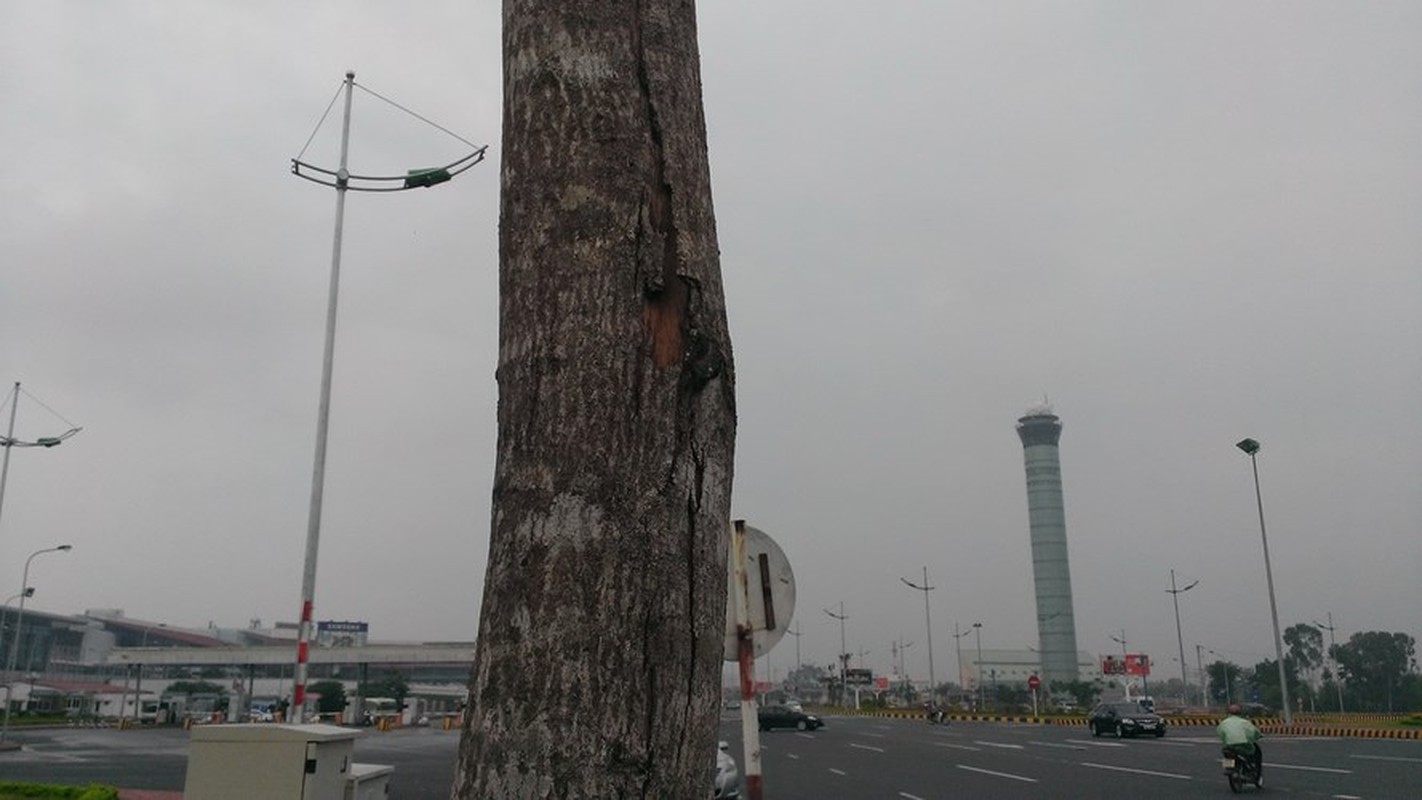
[2,716,1419,799]
[727,715,1422,799]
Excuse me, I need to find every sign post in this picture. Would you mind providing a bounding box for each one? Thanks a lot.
[726,520,796,800]
[1028,674,1040,717]
[728,520,796,800]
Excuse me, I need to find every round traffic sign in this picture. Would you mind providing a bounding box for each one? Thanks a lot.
[723,523,796,661]
[1028,674,1041,690]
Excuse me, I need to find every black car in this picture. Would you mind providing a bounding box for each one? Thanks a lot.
[1088,701,1165,738]
[757,704,823,731]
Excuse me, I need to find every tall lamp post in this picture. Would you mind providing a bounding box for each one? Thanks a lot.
[1166,569,1198,705]
[785,626,802,688]
[1236,437,1293,724]
[1109,631,1133,700]
[1195,644,1209,711]
[952,623,972,705]
[288,74,486,724]
[1,544,72,745]
[1206,648,1233,704]
[971,622,984,710]
[1313,613,1344,713]
[900,567,936,704]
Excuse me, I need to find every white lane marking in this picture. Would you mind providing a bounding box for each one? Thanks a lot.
[1352,754,1422,764]
[795,732,815,739]
[1332,795,1363,799]
[850,743,885,753]
[786,753,799,760]
[863,732,888,738]
[1271,763,1352,774]
[829,768,847,776]
[935,742,981,752]
[898,794,926,800]
[1081,762,1192,780]
[1030,740,1086,750]
[956,764,1038,783]
[1065,738,1126,748]
[973,740,1025,750]
[1151,740,1197,747]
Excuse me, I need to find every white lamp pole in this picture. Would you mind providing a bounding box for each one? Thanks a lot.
[900,567,936,704]
[1236,438,1293,725]
[1166,569,1198,704]
[1,545,72,743]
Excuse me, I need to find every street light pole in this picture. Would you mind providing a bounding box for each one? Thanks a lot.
[900,567,936,704]
[286,75,486,724]
[1,544,72,744]
[1196,644,1208,711]
[971,622,984,710]
[1206,648,1233,704]
[786,626,802,681]
[824,603,848,704]
[1109,630,1132,701]
[952,623,972,705]
[1313,613,1344,713]
[1236,438,1293,725]
[1166,569,1198,705]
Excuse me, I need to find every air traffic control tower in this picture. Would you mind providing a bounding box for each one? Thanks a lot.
[1016,407,1080,683]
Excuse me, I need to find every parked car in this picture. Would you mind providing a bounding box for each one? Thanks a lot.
[1087,701,1166,738]
[1240,702,1273,718]
[712,740,741,798]
[757,703,823,731]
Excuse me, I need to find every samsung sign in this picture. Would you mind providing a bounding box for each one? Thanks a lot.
[316,620,369,648]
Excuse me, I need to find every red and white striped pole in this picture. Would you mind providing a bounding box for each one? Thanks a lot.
[292,70,355,724]
[732,520,764,800]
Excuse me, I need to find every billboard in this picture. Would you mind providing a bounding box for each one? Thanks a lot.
[316,620,368,648]
[1124,654,1151,676]
[845,668,873,686]
[1101,654,1151,676]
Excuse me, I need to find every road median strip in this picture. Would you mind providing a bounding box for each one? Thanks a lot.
[846,709,1422,739]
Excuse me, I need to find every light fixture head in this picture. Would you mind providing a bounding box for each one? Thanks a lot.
[1236,438,1261,455]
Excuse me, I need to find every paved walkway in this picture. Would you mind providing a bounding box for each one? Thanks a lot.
[118,791,183,800]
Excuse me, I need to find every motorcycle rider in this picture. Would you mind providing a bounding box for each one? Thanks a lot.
[1217,702,1263,783]
[923,698,945,724]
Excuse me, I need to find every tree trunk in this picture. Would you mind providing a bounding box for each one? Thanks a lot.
[452,1,734,797]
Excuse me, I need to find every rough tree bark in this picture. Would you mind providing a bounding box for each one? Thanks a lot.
[452,1,734,797]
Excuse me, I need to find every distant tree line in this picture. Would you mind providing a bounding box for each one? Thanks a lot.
[1206,625,1419,713]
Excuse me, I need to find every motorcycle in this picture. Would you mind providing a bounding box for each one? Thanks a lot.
[925,707,947,725]
[1221,749,1262,793]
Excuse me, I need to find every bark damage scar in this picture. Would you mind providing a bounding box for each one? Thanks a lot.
[634,8,722,387]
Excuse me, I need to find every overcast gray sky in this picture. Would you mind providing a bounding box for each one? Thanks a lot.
[3,2,1418,686]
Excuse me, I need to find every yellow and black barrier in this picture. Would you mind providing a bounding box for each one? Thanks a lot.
[844,709,1422,739]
